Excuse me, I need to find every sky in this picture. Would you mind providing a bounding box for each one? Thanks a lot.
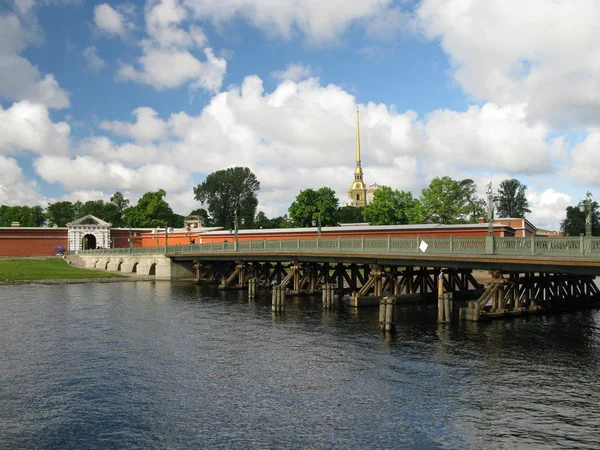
[1,0,599,231]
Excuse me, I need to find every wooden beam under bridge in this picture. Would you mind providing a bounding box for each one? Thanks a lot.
[460,271,600,321]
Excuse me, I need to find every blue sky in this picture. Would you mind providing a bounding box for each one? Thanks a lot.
[1,0,599,231]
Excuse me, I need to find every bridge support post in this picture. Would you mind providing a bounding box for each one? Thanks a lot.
[379,297,396,332]
[322,283,335,308]
[248,278,257,300]
[438,291,453,323]
[272,285,285,312]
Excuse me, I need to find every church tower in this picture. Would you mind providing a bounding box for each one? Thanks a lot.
[347,107,367,207]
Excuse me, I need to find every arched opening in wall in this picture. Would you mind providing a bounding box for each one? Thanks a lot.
[149,263,156,276]
[132,262,138,273]
[94,260,99,268]
[82,234,97,250]
[105,261,110,270]
[117,261,122,271]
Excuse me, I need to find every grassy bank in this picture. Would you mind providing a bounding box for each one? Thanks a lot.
[0,258,125,281]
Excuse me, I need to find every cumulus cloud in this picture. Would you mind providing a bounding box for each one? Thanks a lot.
[34,156,192,193]
[118,0,226,92]
[0,156,43,206]
[0,101,70,156]
[423,103,558,174]
[83,46,107,71]
[182,0,407,43]
[563,130,600,185]
[272,63,313,82]
[527,188,573,232]
[100,107,167,142]
[0,14,69,109]
[118,45,226,92]
[146,0,207,48]
[416,0,600,127]
[93,3,129,37]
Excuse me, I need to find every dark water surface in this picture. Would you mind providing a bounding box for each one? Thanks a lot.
[1,281,599,449]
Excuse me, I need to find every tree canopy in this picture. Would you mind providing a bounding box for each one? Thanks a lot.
[46,201,76,227]
[123,189,183,228]
[419,177,484,224]
[0,205,45,227]
[496,179,531,218]
[193,167,260,229]
[561,201,600,236]
[337,205,364,224]
[288,187,339,227]
[363,186,419,225]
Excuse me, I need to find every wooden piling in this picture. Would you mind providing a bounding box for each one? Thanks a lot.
[272,285,285,312]
[322,283,335,308]
[437,270,445,323]
[443,292,453,323]
[248,278,257,300]
[379,296,396,332]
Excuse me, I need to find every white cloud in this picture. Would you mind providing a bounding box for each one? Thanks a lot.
[527,188,572,232]
[272,63,313,82]
[118,45,226,92]
[0,156,43,206]
[34,156,192,193]
[423,103,558,174]
[0,101,71,156]
[93,3,129,37]
[117,0,225,92]
[563,130,600,185]
[0,14,69,109]
[416,0,600,127]
[83,46,107,71]
[146,0,207,48]
[100,107,167,142]
[182,0,405,43]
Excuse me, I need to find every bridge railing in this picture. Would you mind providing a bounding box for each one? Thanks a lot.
[77,235,600,258]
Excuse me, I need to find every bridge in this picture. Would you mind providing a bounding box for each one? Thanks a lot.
[78,235,600,322]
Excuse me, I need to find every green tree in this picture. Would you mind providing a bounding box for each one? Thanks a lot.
[337,205,364,224]
[46,201,75,227]
[496,179,531,218]
[193,167,260,229]
[124,189,183,228]
[419,177,484,224]
[108,191,130,226]
[288,187,339,227]
[189,208,212,227]
[363,186,419,225]
[0,205,45,227]
[561,202,600,236]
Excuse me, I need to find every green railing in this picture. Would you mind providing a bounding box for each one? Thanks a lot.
[78,236,600,258]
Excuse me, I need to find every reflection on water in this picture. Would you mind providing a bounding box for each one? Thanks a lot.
[1,282,599,449]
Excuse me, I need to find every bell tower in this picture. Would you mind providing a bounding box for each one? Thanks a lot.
[347,106,367,207]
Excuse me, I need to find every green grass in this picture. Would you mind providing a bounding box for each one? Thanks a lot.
[0,258,126,281]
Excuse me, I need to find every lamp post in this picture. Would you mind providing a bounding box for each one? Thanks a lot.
[234,211,244,251]
[128,226,132,254]
[486,182,495,237]
[164,222,168,253]
[312,215,322,250]
[578,191,593,237]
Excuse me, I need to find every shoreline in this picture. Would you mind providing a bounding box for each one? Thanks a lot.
[0,276,159,286]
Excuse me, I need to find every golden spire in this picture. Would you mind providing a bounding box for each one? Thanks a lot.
[356,106,361,167]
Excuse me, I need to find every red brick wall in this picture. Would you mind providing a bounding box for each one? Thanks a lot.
[0,229,68,257]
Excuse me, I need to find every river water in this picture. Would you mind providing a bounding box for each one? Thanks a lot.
[1,281,599,449]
